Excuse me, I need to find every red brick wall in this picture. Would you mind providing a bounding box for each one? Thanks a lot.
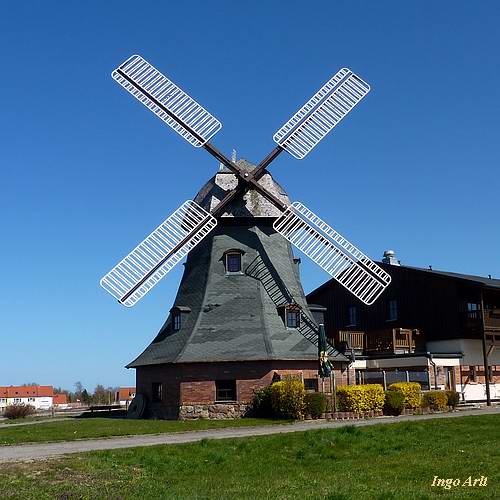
[136,359,348,417]
[459,365,500,385]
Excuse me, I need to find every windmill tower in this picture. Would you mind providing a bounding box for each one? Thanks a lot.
[101,55,391,419]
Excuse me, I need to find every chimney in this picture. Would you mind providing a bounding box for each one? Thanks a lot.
[382,249,400,266]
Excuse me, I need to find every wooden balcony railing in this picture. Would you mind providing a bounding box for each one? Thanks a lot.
[337,328,419,354]
[338,331,365,350]
[365,328,417,354]
[464,308,500,331]
[485,309,500,330]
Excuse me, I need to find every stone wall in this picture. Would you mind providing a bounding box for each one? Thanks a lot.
[179,403,249,420]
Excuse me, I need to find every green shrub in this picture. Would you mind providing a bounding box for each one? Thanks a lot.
[250,386,273,417]
[3,403,36,419]
[304,392,327,418]
[269,379,305,419]
[423,391,448,411]
[336,384,385,413]
[446,390,460,408]
[383,390,405,415]
[388,382,421,409]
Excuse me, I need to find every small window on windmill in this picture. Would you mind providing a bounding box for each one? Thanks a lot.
[152,382,163,402]
[215,380,237,402]
[226,252,242,273]
[285,304,301,328]
[172,311,181,331]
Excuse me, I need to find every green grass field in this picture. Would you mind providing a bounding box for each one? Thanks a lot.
[0,414,498,499]
[0,417,289,446]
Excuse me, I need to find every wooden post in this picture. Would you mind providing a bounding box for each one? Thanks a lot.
[480,289,491,406]
[331,370,337,412]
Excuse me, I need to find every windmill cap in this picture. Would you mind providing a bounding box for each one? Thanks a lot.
[194,158,290,217]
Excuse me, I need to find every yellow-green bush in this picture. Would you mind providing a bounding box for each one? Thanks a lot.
[269,379,305,419]
[422,391,448,411]
[336,384,385,413]
[388,382,421,409]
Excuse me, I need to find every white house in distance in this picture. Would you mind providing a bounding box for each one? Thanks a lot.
[0,385,64,411]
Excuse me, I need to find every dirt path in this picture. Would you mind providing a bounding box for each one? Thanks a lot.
[0,407,498,463]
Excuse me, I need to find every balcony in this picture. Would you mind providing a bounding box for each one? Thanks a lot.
[485,308,500,331]
[336,328,420,355]
[464,308,500,331]
[338,331,365,351]
[365,328,417,354]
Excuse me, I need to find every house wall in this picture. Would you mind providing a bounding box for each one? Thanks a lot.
[307,265,498,344]
[0,397,53,410]
[428,339,500,401]
[136,359,352,419]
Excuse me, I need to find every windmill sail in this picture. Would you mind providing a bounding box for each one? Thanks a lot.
[273,202,391,305]
[100,201,217,307]
[273,68,370,159]
[112,55,222,147]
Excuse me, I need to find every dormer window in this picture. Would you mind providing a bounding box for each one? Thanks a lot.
[285,305,301,328]
[172,311,181,331]
[170,306,191,332]
[223,249,244,274]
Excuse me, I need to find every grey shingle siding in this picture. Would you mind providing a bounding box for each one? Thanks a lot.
[128,161,348,368]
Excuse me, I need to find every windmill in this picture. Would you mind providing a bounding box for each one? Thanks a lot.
[100,54,391,310]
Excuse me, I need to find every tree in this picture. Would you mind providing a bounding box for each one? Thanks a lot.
[93,384,107,405]
[81,389,91,405]
[74,381,83,398]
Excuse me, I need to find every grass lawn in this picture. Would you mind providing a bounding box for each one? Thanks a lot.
[0,417,289,446]
[0,414,498,499]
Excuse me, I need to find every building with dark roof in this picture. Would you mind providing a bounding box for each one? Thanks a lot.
[129,160,350,419]
[306,250,500,403]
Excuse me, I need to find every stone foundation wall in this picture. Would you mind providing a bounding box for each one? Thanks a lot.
[179,403,249,420]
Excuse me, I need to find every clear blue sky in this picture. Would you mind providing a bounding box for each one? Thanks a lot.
[1,1,499,391]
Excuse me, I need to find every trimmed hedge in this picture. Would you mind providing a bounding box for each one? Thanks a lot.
[269,379,305,419]
[423,391,448,411]
[304,392,327,418]
[383,390,405,415]
[388,382,421,409]
[446,390,460,408]
[336,384,384,413]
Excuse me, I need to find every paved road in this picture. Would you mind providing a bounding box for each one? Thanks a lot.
[0,407,498,463]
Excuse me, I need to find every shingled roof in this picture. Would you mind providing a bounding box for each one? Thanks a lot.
[308,262,500,298]
[402,266,500,290]
[128,164,348,368]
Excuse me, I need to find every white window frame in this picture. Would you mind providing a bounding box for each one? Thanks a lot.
[285,307,301,328]
[172,311,181,331]
[225,252,242,274]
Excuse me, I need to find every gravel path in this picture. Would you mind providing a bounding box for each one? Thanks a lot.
[0,407,498,463]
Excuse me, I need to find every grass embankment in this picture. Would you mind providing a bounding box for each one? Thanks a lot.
[0,415,498,499]
[0,417,289,446]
